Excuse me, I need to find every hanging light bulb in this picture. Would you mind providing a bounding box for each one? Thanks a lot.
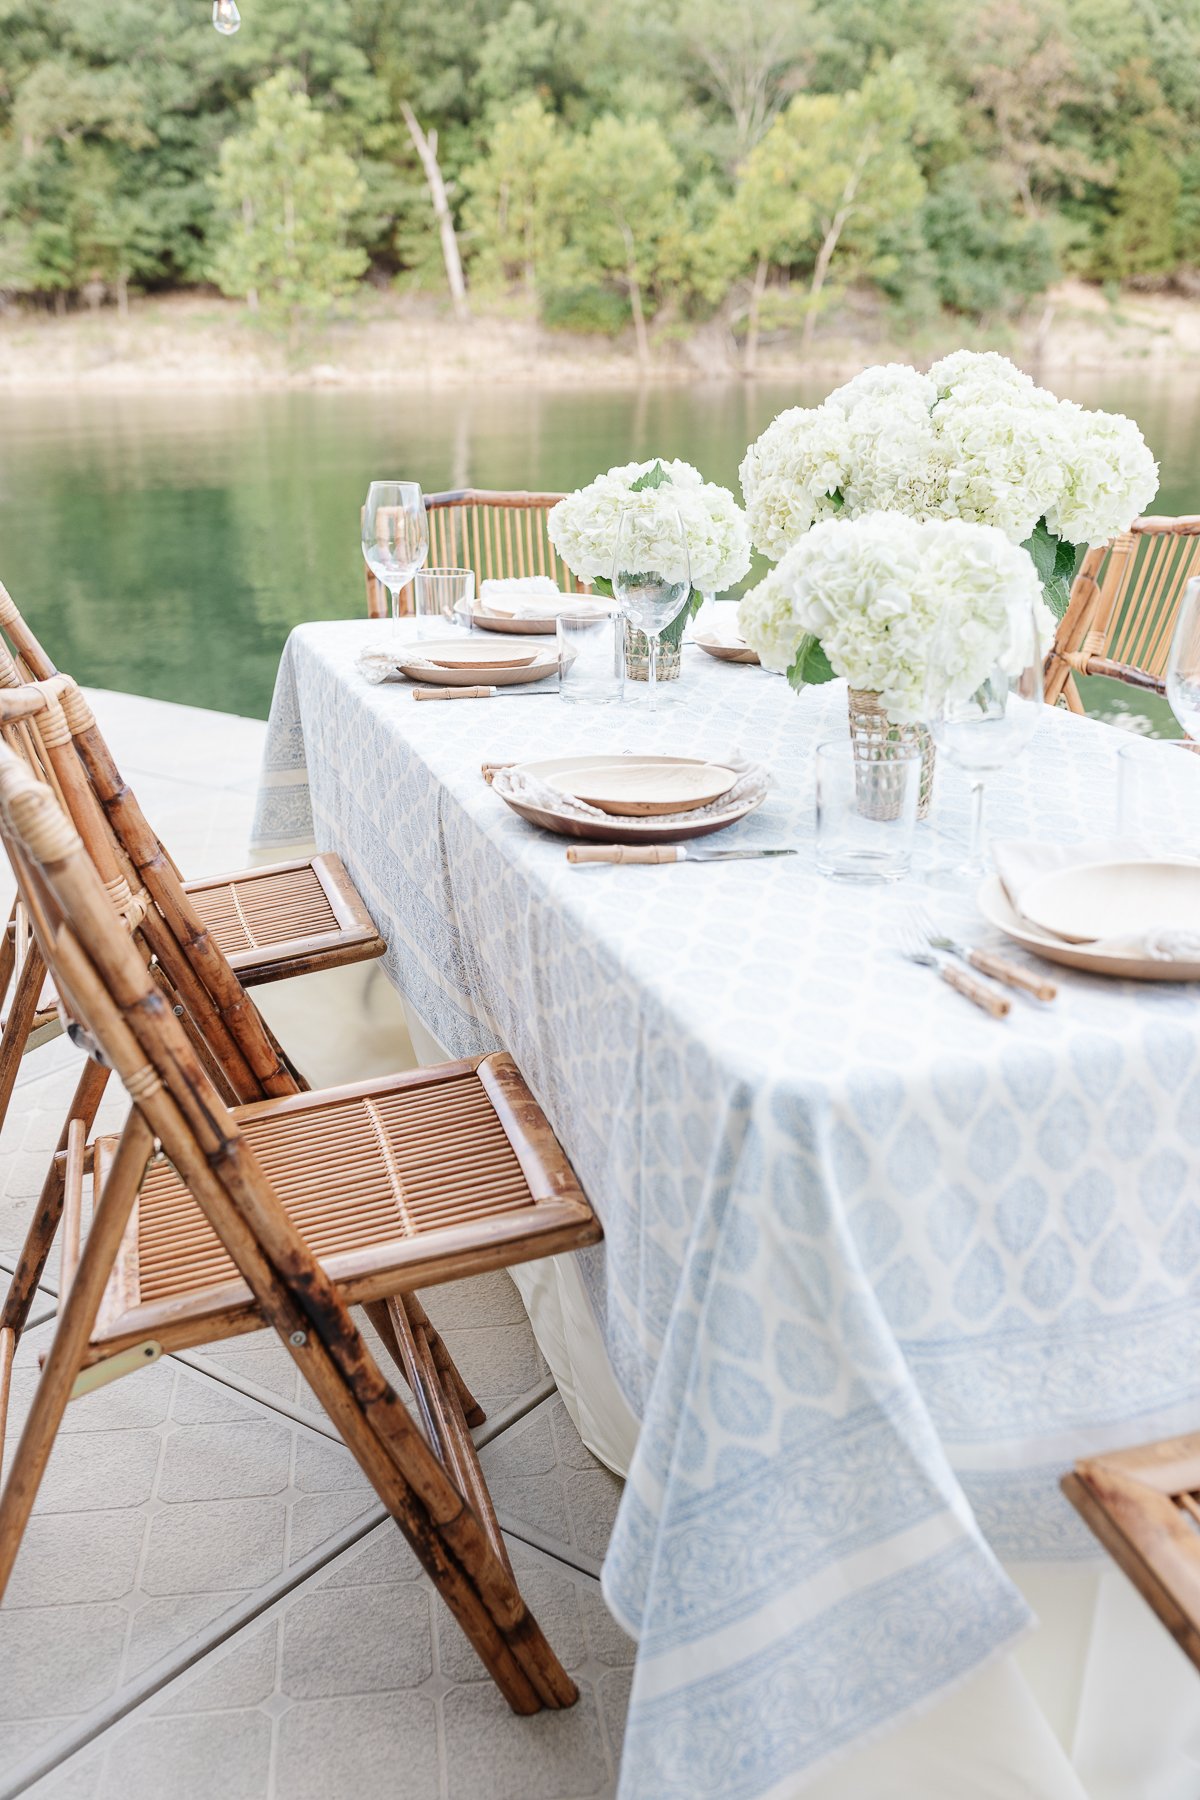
[212,0,241,33]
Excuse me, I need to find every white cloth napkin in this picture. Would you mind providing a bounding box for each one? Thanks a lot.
[478,577,609,621]
[492,753,769,825]
[992,838,1200,962]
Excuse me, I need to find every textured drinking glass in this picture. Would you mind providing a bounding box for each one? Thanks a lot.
[1167,577,1200,740]
[1116,737,1200,846]
[557,608,623,705]
[414,568,474,638]
[815,740,920,882]
[362,480,428,621]
[925,592,1045,876]
[611,502,691,714]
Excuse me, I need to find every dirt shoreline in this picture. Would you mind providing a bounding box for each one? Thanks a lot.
[0,282,1197,392]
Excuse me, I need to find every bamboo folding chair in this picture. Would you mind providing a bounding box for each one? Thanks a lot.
[363,490,585,618]
[1063,1435,1200,1670]
[0,584,386,1136]
[1045,517,1200,712]
[0,741,602,1710]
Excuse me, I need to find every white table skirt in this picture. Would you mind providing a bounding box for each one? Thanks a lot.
[253,620,1200,1799]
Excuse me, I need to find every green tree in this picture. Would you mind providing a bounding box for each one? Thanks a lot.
[721,60,926,361]
[553,114,684,366]
[461,98,567,299]
[208,71,367,330]
[1096,131,1181,276]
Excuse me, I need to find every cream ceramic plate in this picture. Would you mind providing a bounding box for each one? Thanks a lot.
[976,875,1200,981]
[542,759,737,817]
[397,642,558,688]
[1019,860,1200,944]
[495,755,762,843]
[693,631,759,666]
[414,639,538,670]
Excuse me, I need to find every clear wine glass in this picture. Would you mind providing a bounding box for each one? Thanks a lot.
[611,503,691,714]
[1167,576,1200,740]
[925,592,1045,877]
[362,481,428,621]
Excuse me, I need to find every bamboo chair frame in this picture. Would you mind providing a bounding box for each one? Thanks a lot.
[1045,517,1200,713]
[1063,1435,1200,1670]
[0,744,601,1711]
[363,490,584,619]
[0,583,386,1134]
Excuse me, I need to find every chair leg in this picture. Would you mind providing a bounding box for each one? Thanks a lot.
[0,900,16,1014]
[0,1058,110,1343]
[406,1291,486,1428]
[0,936,48,1135]
[0,1108,150,1601]
[1064,674,1086,714]
[366,1297,508,1568]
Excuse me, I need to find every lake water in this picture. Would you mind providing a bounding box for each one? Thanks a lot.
[0,373,1194,721]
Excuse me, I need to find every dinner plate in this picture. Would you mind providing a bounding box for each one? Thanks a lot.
[976,875,1200,981]
[460,599,609,637]
[1019,860,1200,943]
[493,755,763,843]
[423,645,538,671]
[542,758,737,816]
[693,631,759,666]
[396,643,558,688]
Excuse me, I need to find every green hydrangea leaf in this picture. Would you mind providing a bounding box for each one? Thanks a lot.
[787,634,835,692]
[630,461,671,492]
[1022,519,1088,621]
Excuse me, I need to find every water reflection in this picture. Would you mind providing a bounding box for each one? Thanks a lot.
[0,374,1193,718]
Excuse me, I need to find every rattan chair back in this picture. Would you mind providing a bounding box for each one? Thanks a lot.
[1046,517,1200,710]
[363,489,584,618]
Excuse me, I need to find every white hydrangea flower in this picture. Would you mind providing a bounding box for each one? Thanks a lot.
[740,352,1159,575]
[547,459,751,592]
[927,349,1036,400]
[1043,405,1159,545]
[934,399,1071,543]
[839,402,946,517]
[739,405,850,556]
[740,512,1045,723]
[827,363,938,419]
[736,564,805,674]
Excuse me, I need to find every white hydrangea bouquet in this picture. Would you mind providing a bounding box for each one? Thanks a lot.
[739,350,1158,621]
[739,511,1046,712]
[547,458,751,678]
[739,511,1048,815]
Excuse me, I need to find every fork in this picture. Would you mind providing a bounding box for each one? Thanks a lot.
[897,916,1011,1018]
[912,907,1057,1002]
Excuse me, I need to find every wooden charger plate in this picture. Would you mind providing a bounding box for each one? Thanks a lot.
[693,631,759,666]
[542,759,737,816]
[397,639,558,688]
[977,875,1200,981]
[493,755,762,843]
[460,600,611,637]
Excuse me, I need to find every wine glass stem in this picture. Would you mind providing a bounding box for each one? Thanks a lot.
[966,777,987,873]
[648,631,658,713]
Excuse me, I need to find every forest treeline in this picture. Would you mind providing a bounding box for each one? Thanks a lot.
[1,0,1199,361]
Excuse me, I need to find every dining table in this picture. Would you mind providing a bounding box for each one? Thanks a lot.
[252,615,1200,1800]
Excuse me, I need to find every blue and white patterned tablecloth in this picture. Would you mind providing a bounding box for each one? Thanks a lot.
[253,619,1200,1800]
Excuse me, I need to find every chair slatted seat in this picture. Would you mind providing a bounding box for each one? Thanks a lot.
[363,489,585,618]
[1063,1434,1200,1668]
[1045,516,1200,711]
[90,1059,585,1351]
